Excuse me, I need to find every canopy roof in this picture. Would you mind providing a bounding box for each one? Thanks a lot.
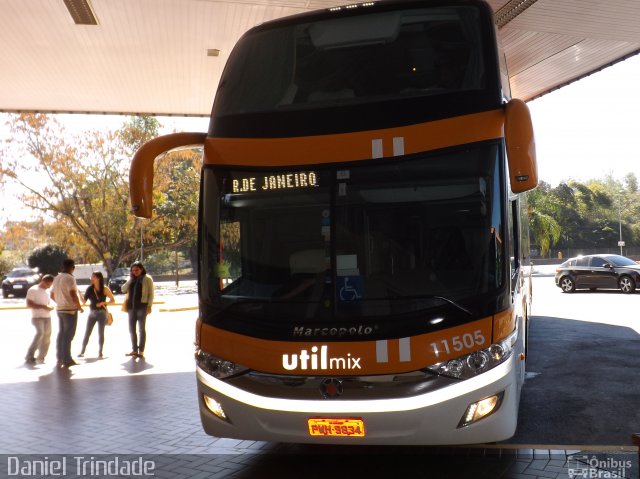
[1,0,638,116]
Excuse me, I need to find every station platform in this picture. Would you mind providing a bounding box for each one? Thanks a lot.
[0,283,636,478]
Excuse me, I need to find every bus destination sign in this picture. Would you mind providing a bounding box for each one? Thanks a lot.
[231,171,318,194]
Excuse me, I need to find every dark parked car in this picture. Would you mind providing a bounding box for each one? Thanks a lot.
[555,254,640,294]
[2,268,40,298]
[108,267,130,294]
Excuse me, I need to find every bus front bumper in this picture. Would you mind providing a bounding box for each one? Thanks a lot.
[196,354,523,445]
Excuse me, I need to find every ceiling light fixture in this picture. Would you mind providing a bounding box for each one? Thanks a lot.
[63,0,99,25]
[495,0,539,29]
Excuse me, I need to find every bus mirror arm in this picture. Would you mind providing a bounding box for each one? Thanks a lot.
[130,132,207,218]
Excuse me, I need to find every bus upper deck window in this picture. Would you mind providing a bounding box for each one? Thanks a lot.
[309,12,401,50]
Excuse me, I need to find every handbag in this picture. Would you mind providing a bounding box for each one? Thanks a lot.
[104,305,114,326]
[100,287,113,325]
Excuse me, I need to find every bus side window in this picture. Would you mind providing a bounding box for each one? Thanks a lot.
[509,199,519,293]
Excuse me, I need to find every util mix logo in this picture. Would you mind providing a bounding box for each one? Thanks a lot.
[282,345,362,371]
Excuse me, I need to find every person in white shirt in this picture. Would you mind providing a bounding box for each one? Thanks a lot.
[25,274,55,364]
[50,259,84,368]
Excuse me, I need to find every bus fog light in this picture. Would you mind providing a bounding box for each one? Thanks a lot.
[458,392,504,428]
[203,395,228,421]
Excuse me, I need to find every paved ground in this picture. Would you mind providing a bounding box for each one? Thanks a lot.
[0,279,638,478]
[511,274,640,446]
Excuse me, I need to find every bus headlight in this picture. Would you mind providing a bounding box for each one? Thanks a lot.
[426,328,518,380]
[195,349,249,379]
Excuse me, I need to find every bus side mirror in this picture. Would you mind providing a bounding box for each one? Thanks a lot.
[129,132,207,218]
[505,99,538,193]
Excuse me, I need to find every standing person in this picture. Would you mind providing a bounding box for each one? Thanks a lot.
[79,272,115,359]
[121,261,154,358]
[50,259,83,368]
[25,274,55,364]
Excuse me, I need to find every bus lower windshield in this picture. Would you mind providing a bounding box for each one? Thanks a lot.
[201,142,505,328]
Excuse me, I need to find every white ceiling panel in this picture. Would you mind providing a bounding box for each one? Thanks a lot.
[0,0,638,115]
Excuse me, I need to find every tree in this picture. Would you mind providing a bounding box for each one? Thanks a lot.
[0,113,199,275]
[1,220,48,264]
[527,183,561,257]
[0,256,12,278]
[525,174,640,256]
[153,149,202,267]
[43,220,101,264]
[1,114,134,274]
[530,209,561,257]
[624,173,638,194]
[28,244,68,275]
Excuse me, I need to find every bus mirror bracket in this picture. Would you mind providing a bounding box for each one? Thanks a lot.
[130,132,207,218]
[504,99,538,193]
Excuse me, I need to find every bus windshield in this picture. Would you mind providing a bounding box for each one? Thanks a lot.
[201,142,505,326]
[214,5,486,117]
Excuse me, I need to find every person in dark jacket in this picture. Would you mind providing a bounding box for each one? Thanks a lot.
[121,261,154,358]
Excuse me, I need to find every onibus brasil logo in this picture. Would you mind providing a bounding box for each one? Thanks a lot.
[282,345,362,371]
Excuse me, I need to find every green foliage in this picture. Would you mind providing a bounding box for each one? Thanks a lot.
[28,244,68,275]
[150,148,201,262]
[217,261,231,279]
[141,249,193,277]
[624,173,638,193]
[528,175,640,256]
[118,116,160,156]
[0,255,13,278]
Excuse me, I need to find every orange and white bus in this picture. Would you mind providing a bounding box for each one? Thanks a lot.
[130,0,537,444]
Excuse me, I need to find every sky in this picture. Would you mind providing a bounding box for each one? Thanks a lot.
[528,54,640,186]
[1,52,640,225]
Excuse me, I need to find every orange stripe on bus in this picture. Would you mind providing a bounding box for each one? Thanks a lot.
[492,308,515,343]
[204,109,505,167]
[199,316,496,376]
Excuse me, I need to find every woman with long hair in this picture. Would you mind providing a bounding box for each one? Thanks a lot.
[121,261,154,358]
[79,271,115,358]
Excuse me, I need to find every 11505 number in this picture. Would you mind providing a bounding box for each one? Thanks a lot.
[430,330,486,358]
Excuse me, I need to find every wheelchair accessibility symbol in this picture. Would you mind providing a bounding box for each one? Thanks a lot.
[339,276,363,303]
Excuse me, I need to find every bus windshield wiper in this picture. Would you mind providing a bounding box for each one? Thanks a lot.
[431,295,473,316]
[384,293,473,316]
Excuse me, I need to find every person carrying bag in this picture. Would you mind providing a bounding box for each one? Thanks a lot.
[79,271,115,359]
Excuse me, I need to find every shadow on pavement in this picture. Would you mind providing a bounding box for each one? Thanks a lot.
[511,315,640,445]
[121,357,155,374]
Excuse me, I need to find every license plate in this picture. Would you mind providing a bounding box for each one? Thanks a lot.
[13,285,24,289]
[308,418,365,437]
